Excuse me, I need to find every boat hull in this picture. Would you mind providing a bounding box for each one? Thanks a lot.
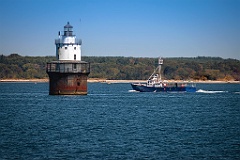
[131,83,196,92]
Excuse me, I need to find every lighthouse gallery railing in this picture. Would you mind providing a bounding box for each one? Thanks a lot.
[46,62,90,74]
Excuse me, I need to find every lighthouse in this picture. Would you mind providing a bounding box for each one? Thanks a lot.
[46,22,90,95]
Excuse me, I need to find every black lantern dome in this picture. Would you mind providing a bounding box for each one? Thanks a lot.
[64,22,73,36]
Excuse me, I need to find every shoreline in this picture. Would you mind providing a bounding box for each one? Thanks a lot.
[0,78,239,84]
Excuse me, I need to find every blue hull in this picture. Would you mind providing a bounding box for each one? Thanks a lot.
[131,83,196,92]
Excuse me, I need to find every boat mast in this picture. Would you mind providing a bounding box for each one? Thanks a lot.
[158,57,163,81]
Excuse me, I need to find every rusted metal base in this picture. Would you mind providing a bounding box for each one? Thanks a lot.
[47,73,89,95]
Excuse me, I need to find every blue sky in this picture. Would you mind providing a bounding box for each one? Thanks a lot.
[0,0,239,59]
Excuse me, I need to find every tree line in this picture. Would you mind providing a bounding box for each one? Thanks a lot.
[1,54,240,81]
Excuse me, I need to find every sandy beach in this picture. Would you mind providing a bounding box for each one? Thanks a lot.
[0,79,49,83]
[0,78,239,84]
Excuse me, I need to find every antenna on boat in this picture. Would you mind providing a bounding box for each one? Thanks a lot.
[158,57,163,81]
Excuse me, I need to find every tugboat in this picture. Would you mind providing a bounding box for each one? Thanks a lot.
[131,58,196,92]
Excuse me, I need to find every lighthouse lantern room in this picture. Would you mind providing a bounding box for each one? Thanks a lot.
[46,22,90,95]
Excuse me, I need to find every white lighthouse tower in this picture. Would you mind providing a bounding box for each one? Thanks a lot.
[47,22,90,95]
[55,22,82,61]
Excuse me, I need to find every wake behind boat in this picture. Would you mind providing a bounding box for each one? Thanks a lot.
[131,58,196,92]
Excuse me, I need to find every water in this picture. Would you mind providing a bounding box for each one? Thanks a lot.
[0,82,240,159]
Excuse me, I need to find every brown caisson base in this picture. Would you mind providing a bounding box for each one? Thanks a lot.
[48,73,88,95]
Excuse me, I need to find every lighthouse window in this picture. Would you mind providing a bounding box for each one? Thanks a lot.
[74,47,76,50]
[73,64,77,69]
[65,47,67,50]
[74,54,76,60]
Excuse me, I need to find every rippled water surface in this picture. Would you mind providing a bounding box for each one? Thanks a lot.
[0,82,240,159]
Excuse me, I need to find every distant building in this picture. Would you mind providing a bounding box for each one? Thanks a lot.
[46,22,90,95]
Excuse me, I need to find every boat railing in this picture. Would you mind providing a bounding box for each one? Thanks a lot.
[144,81,195,87]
